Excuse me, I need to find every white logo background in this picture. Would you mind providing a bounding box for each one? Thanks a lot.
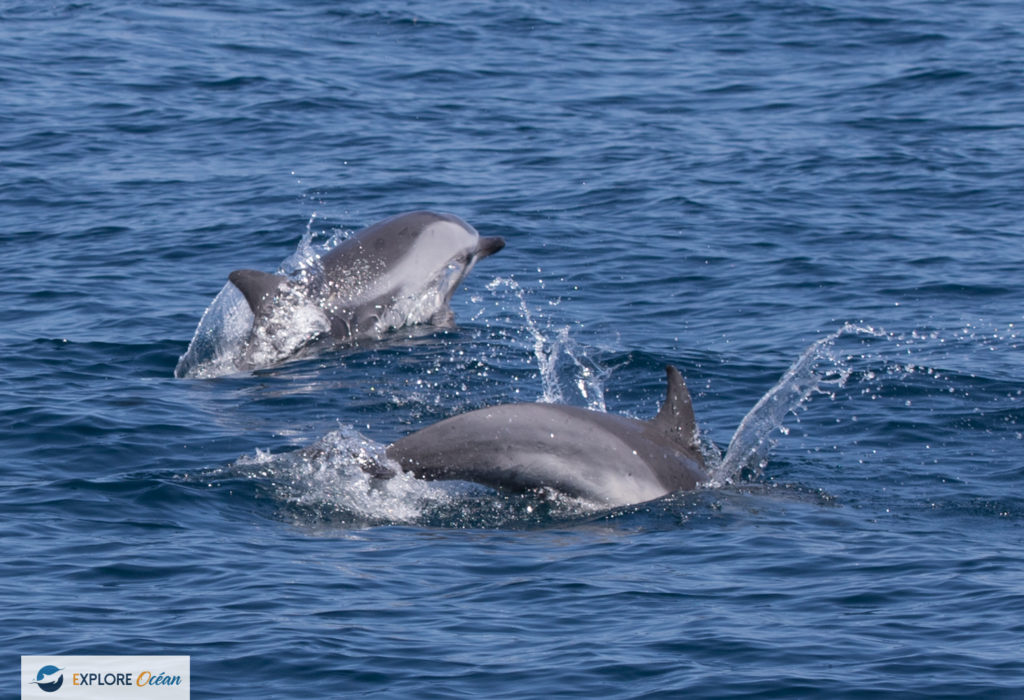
[22,656,190,700]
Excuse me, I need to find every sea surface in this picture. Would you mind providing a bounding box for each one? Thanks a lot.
[3,1,1023,697]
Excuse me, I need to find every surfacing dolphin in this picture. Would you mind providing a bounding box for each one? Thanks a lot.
[180,210,504,375]
[385,366,708,507]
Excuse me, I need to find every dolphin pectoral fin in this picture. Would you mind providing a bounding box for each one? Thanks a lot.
[652,365,703,458]
[430,306,456,328]
[228,269,288,315]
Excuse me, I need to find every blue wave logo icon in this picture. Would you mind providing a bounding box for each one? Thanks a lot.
[31,665,64,693]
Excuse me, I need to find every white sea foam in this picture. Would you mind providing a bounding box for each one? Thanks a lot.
[230,426,453,526]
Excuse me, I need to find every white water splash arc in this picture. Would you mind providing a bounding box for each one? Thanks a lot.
[174,214,332,378]
[710,323,888,486]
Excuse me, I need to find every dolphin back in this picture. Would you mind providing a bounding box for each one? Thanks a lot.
[385,367,708,506]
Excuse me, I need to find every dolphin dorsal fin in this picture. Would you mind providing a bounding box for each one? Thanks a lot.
[652,365,701,452]
[228,269,287,315]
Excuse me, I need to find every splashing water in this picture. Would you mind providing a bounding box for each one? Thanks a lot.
[558,326,615,412]
[173,282,256,378]
[195,316,1011,525]
[175,215,336,378]
[710,323,890,486]
[486,276,611,410]
[223,426,454,526]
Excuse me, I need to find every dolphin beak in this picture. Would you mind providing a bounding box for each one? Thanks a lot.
[475,236,505,259]
[440,235,505,305]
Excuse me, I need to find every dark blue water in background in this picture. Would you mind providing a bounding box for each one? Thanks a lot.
[3,1,1023,696]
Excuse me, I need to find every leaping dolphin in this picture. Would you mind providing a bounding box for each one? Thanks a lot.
[385,366,707,507]
[213,210,504,371]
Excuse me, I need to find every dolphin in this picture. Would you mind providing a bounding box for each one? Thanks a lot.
[385,366,707,507]
[30,667,64,689]
[225,210,504,368]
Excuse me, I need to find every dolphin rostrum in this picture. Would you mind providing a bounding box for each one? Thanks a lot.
[225,210,504,369]
[385,366,707,507]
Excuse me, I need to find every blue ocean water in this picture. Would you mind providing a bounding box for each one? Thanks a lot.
[3,0,1023,696]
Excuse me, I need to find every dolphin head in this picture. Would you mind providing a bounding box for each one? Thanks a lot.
[398,211,504,305]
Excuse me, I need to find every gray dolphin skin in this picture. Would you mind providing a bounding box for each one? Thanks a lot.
[386,366,707,507]
[229,209,504,354]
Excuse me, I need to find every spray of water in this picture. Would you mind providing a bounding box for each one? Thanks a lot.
[227,426,453,526]
[710,323,889,485]
[486,276,611,409]
[173,282,256,378]
[196,313,1015,524]
[175,214,334,378]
